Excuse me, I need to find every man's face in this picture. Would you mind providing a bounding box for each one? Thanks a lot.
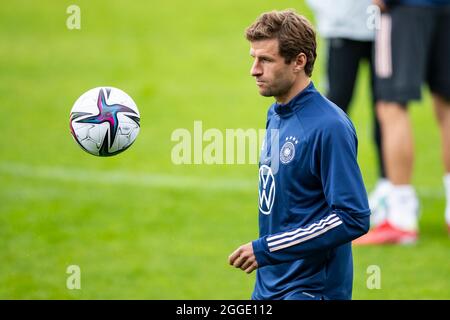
[249,39,296,99]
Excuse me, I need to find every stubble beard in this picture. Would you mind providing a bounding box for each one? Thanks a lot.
[258,80,292,100]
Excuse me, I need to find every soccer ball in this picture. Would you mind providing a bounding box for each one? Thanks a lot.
[69,87,140,157]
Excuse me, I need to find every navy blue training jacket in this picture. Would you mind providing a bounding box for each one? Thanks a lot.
[252,81,370,300]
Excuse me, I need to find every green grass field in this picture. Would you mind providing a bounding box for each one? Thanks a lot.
[0,0,449,299]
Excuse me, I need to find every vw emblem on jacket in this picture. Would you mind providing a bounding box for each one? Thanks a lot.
[259,165,275,215]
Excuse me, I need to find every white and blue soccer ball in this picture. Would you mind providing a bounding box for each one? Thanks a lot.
[69,87,140,157]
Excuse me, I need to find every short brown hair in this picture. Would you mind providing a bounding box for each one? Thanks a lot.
[245,9,317,77]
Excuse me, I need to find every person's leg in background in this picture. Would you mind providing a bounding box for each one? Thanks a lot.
[376,101,418,238]
[326,38,361,113]
[378,103,414,185]
[356,100,419,244]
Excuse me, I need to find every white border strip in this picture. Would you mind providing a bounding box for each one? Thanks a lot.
[0,162,254,192]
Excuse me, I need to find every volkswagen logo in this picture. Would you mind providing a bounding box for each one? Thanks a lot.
[258,165,276,215]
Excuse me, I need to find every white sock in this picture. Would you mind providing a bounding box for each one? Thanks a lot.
[369,178,392,206]
[444,174,450,225]
[387,185,419,231]
[375,178,392,195]
[369,178,392,227]
[378,178,390,186]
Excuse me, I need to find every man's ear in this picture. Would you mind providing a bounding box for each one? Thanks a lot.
[293,53,307,73]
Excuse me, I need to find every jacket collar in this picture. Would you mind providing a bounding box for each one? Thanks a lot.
[274,81,315,117]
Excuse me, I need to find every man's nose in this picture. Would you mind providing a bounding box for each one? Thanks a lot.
[251,61,262,77]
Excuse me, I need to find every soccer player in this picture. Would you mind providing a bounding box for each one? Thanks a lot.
[228,10,370,300]
[355,0,450,245]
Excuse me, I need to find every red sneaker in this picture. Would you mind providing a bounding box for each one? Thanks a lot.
[353,221,418,245]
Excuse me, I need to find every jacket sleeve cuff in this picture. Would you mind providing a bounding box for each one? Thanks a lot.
[252,238,271,268]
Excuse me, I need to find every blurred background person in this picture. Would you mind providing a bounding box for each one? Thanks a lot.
[355,0,450,245]
[307,0,390,227]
